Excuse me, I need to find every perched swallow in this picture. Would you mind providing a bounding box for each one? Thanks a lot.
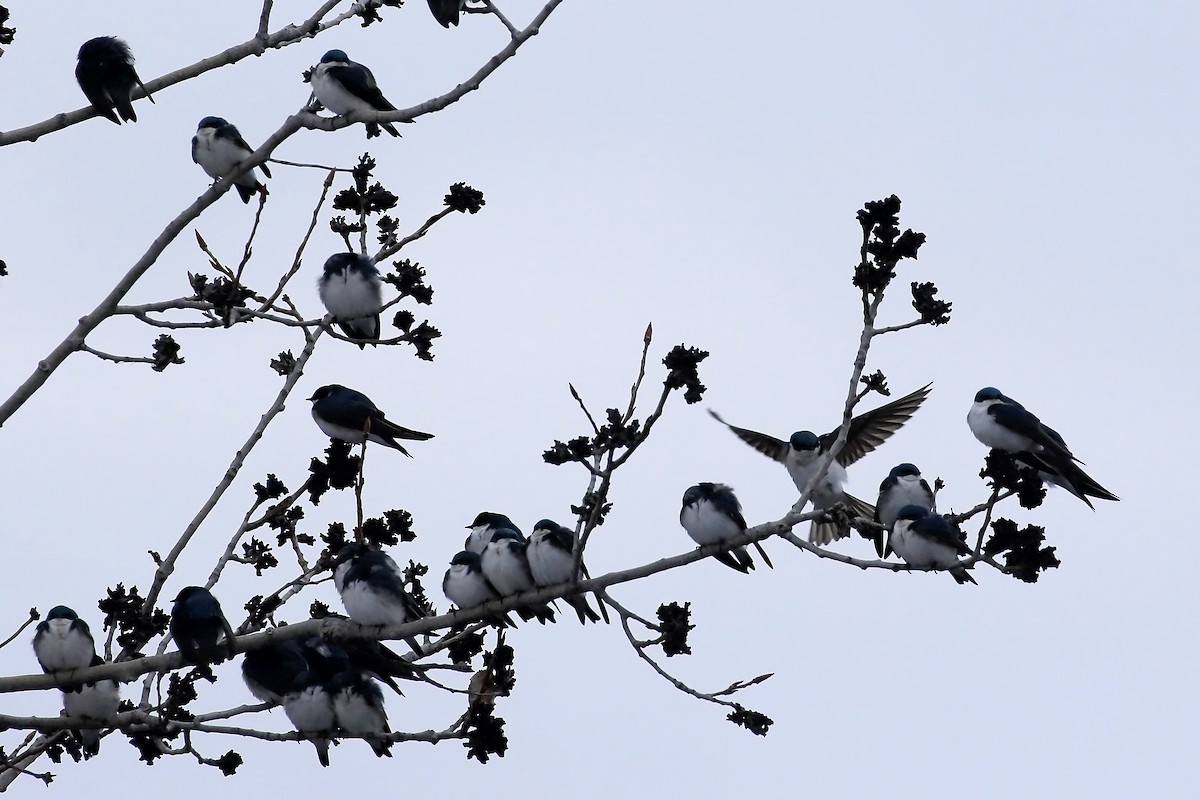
[330,667,392,758]
[61,653,120,758]
[309,50,402,137]
[464,512,525,555]
[169,586,236,681]
[480,530,555,624]
[32,606,96,676]
[890,505,975,585]
[427,0,466,27]
[191,116,271,203]
[710,384,931,544]
[872,463,936,558]
[308,384,433,456]
[283,668,336,767]
[317,253,383,348]
[332,543,427,656]
[443,550,516,627]
[527,519,602,624]
[679,483,757,574]
[75,36,154,124]
[242,639,311,704]
[968,387,1119,509]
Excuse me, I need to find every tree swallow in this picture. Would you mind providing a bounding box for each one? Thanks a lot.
[679,483,758,573]
[75,36,154,124]
[527,519,602,624]
[330,666,392,758]
[464,512,525,555]
[191,116,271,204]
[890,505,975,584]
[308,384,433,456]
[427,0,466,27]
[242,639,311,704]
[61,653,120,758]
[317,253,383,348]
[480,530,555,624]
[282,667,336,767]
[443,550,517,627]
[332,543,427,656]
[968,387,1119,508]
[32,606,96,677]
[169,586,236,681]
[309,50,402,138]
[873,463,936,558]
[709,383,932,544]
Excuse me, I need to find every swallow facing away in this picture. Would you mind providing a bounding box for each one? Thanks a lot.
[427,0,467,27]
[169,586,237,681]
[967,387,1119,509]
[308,384,434,456]
[527,519,603,624]
[872,463,936,558]
[480,530,556,624]
[679,483,771,574]
[332,543,427,656]
[889,505,975,585]
[75,36,154,124]
[191,116,271,203]
[317,253,383,348]
[709,383,932,545]
[309,49,403,138]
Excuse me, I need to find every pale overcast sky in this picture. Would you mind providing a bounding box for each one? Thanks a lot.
[1,1,1195,797]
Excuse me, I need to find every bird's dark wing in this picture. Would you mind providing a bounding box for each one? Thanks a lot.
[707,410,789,463]
[328,63,396,111]
[376,414,434,443]
[991,404,1076,464]
[827,383,932,467]
[427,0,463,26]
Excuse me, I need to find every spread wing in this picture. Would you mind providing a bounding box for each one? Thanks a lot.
[826,383,932,466]
[707,409,789,463]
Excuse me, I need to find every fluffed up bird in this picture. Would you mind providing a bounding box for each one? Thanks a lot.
[443,550,517,627]
[75,36,154,124]
[308,384,433,456]
[283,667,336,767]
[241,639,311,704]
[33,606,96,677]
[427,0,466,27]
[62,654,120,758]
[330,665,392,758]
[191,116,271,203]
[332,543,427,656]
[968,387,1119,509]
[527,519,603,624]
[309,50,403,138]
[679,483,769,574]
[464,512,524,555]
[872,463,936,557]
[890,505,975,585]
[709,383,931,544]
[318,253,383,348]
[169,587,236,681]
[480,530,555,624]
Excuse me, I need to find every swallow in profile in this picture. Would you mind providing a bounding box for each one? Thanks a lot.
[480,530,555,624]
[309,50,402,138]
[317,253,383,348]
[443,550,516,627]
[191,116,271,203]
[169,586,236,681]
[872,463,936,557]
[62,653,120,758]
[75,36,154,124]
[679,483,764,574]
[463,512,525,555]
[32,606,96,677]
[332,543,427,656]
[968,387,1119,509]
[709,383,931,544]
[889,505,975,585]
[427,0,467,27]
[308,384,433,456]
[527,519,603,624]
